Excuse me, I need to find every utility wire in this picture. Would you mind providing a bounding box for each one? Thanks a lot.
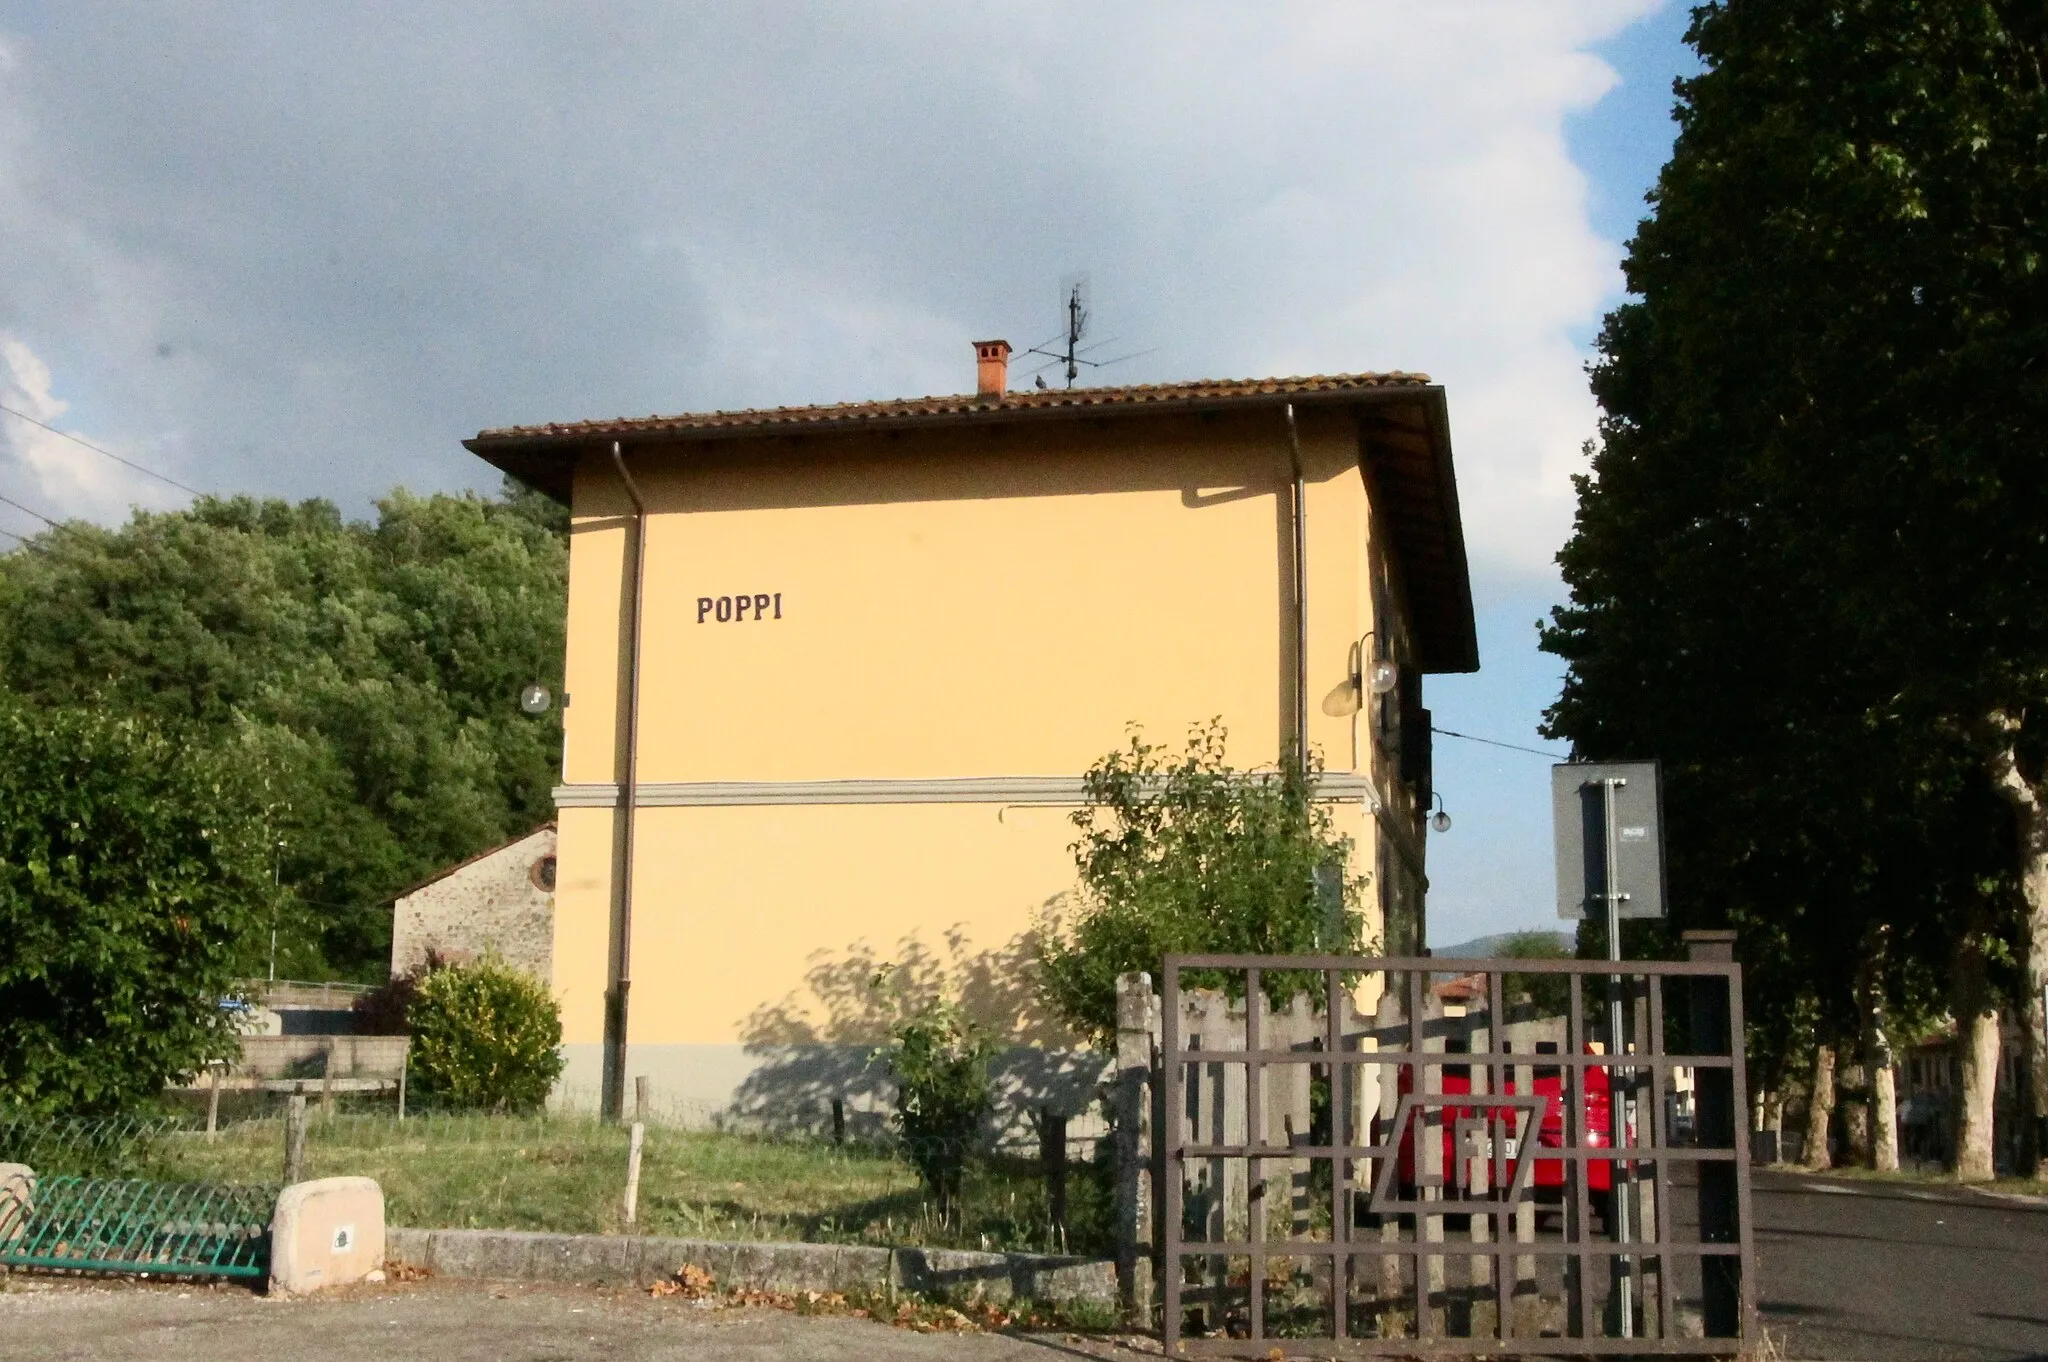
[1431,724,1565,760]
[0,401,204,497]
[0,491,60,529]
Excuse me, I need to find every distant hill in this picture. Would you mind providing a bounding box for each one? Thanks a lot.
[1429,929,1575,960]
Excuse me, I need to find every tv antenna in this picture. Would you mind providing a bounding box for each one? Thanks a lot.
[1020,278,1155,389]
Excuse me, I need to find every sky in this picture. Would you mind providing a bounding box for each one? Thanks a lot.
[0,1,1701,945]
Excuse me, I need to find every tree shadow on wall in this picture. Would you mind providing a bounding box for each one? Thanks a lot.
[732,912,1109,1141]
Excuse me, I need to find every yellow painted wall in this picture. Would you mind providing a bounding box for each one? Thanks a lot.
[553,407,1418,1048]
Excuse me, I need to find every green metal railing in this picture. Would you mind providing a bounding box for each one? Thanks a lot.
[0,1176,273,1279]
[0,1114,184,1178]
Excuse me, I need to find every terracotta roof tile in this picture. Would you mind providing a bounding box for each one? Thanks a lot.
[470,372,1433,444]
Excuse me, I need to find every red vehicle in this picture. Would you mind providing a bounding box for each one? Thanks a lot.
[1378,1045,1627,1222]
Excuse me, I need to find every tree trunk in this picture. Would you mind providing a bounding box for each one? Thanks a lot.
[1870,1060,1900,1173]
[1802,1043,1837,1171]
[2020,835,2048,1179]
[1952,917,2002,1183]
[1859,929,1900,1172]
[1984,715,2048,1178]
[1765,1089,1786,1165]
[1840,1061,1871,1166]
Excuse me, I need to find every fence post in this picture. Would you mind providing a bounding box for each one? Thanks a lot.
[398,1045,409,1122]
[1114,970,1153,1323]
[1040,1106,1069,1245]
[623,1121,646,1229]
[832,1098,846,1146]
[283,1094,308,1185]
[635,1075,649,1123]
[206,1065,222,1141]
[1685,930,1743,1340]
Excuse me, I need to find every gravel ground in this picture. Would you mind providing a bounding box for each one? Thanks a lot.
[0,1276,1146,1362]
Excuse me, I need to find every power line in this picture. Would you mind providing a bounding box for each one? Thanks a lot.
[0,491,60,529]
[0,401,204,497]
[1431,724,1565,760]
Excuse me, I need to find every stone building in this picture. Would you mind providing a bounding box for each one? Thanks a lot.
[389,824,556,983]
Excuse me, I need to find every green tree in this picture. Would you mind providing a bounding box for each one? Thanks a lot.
[1541,0,2046,1177]
[405,958,565,1112]
[1495,931,1574,1018]
[0,479,567,979]
[1033,722,1368,1047]
[0,698,277,1113]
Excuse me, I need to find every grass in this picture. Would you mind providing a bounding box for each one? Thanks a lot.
[144,1110,1109,1255]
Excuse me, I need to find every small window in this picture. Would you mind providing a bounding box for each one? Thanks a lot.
[531,854,557,892]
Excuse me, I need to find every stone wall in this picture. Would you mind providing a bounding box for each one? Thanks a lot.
[391,826,556,983]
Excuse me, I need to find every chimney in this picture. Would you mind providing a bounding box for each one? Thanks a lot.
[973,339,1011,400]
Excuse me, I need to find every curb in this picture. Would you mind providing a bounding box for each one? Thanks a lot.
[385,1227,1118,1306]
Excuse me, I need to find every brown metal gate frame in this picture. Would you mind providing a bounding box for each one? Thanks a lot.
[1158,939,1754,1356]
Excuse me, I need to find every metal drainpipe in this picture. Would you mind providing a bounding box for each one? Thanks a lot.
[1284,404,1309,765]
[603,439,649,1123]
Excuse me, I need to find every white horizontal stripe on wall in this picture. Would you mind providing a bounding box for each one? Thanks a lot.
[551,772,1387,810]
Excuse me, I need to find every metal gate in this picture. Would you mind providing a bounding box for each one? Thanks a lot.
[1,1174,273,1280]
[1158,936,1752,1356]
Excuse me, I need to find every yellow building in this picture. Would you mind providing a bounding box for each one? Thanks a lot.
[466,347,1477,1119]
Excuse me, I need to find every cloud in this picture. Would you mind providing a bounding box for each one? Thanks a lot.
[0,334,181,528]
[0,1,1650,583]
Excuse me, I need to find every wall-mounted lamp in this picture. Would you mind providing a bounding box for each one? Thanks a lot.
[519,684,553,715]
[1430,792,1452,834]
[1323,631,1402,718]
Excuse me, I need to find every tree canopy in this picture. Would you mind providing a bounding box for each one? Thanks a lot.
[0,480,567,980]
[1541,0,2048,1167]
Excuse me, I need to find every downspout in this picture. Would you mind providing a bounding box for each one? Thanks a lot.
[1284,404,1309,765]
[603,439,648,1123]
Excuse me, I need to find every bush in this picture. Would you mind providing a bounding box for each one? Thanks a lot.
[405,958,564,1112]
[885,995,994,1216]
[350,952,449,1035]
[0,697,276,1113]
[1033,721,1369,1046]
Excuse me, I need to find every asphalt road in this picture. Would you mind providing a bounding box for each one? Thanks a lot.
[1755,1167,2048,1361]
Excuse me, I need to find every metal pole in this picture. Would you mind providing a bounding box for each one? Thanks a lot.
[603,440,650,1123]
[1283,404,1309,765]
[1604,776,1635,1338]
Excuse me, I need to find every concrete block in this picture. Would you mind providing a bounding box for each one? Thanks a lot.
[269,1177,385,1296]
[378,1226,1111,1305]
[896,1247,1118,1305]
[0,1163,31,1245]
[460,1229,543,1280]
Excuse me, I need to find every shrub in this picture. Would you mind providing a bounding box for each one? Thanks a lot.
[885,994,994,1216]
[0,697,276,1113]
[1033,721,1369,1046]
[405,958,564,1111]
[350,952,446,1035]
